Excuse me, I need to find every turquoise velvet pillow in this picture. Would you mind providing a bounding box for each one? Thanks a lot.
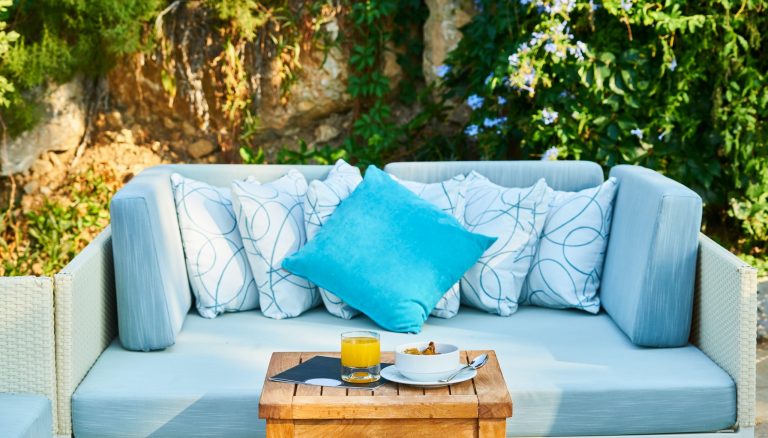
[282,166,495,333]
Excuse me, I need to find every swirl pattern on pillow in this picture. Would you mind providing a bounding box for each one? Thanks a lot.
[304,160,362,319]
[459,173,551,316]
[390,173,468,319]
[171,173,258,318]
[232,170,320,319]
[521,178,618,313]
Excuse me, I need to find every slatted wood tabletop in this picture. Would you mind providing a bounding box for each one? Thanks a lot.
[259,350,512,437]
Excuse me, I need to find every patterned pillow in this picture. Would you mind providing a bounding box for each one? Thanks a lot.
[304,159,363,320]
[231,170,320,319]
[521,178,618,313]
[170,173,258,318]
[390,173,468,319]
[459,173,551,316]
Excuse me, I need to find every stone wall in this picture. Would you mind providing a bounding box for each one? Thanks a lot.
[1,80,87,175]
[3,1,471,172]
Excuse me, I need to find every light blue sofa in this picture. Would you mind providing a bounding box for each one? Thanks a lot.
[55,161,757,437]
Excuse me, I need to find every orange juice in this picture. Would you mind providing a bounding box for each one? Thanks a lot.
[340,331,381,383]
[341,336,381,368]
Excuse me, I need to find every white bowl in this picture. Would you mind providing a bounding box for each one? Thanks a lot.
[394,342,460,382]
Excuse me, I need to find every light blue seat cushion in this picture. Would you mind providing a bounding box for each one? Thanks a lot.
[384,160,604,191]
[73,308,734,437]
[110,164,332,351]
[0,394,52,438]
[601,165,703,347]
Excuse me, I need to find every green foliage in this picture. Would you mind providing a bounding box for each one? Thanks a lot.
[236,0,430,167]
[0,0,18,108]
[0,0,163,140]
[240,139,346,166]
[438,0,768,259]
[0,169,118,276]
[341,0,401,166]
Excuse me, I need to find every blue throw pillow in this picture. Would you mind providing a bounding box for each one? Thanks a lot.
[282,166,495,333]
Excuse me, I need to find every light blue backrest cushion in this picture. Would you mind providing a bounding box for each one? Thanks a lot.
[111,167,191,351]
[601,165,703,347]
[283,166,495,333]
[111,164,332,351]
[384,160,604,191]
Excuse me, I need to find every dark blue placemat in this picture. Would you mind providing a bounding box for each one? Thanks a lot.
[269,356,393,390]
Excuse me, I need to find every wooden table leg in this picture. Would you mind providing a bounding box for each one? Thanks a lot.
[478,419,506,437]
[266,419,294,438]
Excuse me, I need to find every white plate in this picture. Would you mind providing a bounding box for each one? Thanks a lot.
[380,365,476,387]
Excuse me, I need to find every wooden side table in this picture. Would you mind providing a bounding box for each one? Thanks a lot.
[259,350,513,437]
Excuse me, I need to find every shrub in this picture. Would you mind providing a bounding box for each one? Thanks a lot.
[0,169,118,276]
[0,0,163,136]
[435,0,767,262]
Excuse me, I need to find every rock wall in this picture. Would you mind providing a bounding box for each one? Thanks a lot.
[3,1,470,171]
[423,0,475,85]
[1,79,87,175]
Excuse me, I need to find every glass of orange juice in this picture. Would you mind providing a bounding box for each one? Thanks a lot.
[340,331,381,383]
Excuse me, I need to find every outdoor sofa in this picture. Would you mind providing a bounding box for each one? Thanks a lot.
[16,160,756,437]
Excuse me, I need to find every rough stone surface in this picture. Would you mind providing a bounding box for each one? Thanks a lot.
[2,79,87,175]
[188,138,217,158]
[423,0,475,85]
[314,124,341,143]
[258,45,351,131]
[106,8,361,160]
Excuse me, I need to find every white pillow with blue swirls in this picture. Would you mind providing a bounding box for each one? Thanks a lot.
[390,173,469,319]
[521,178,618,313]
[459,173,551,316]
[304,159,363,320]
[232,170,321,319]
[171,173,258,318]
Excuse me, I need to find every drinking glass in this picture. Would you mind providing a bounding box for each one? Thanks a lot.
[340,331,381,383]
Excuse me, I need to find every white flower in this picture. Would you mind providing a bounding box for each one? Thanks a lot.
[435,64,451,78]
[523,69,536,85]
[465,124,480,137]
[542,108,559,125]
[541,146,559,161]
[467,95,485,110]
[508,54,520,66]
[630,128,643,139]
[568,41,587,61]
[621,0,632,11]
[669,58,678,72]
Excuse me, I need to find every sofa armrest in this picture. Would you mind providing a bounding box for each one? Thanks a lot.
[0,275,57,434]
[54,226,117,436]
[691,233,757,430]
